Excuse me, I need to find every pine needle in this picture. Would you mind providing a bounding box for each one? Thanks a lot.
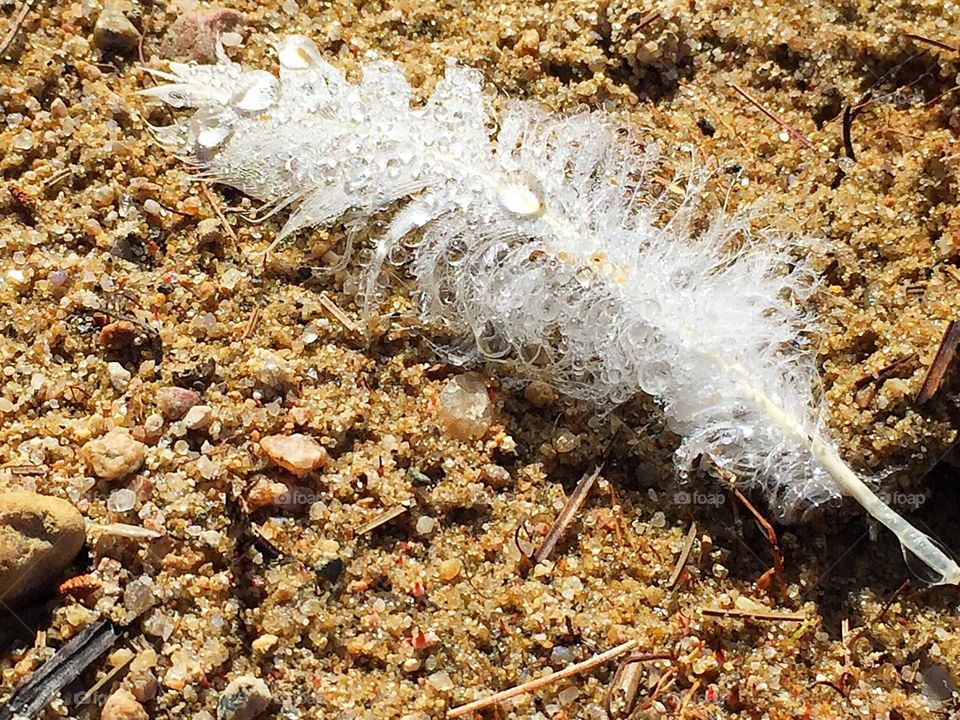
[447,639,638,718]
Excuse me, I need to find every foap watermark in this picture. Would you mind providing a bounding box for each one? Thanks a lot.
[876,490,927,511]
[672,489,726,507]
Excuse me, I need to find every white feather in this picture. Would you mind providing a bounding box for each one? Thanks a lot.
[142,35,960,585]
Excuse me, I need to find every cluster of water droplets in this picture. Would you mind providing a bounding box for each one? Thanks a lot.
[145,35,842,519]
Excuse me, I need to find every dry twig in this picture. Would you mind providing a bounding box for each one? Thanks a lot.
[0,620,119,720]
[726,480,784,594]
[241,304,262,340]
[667,522,697,589]
[199,182,240,245]
[917,321,960,403]
[448,639,638,718]
[728,82,817,151]
[603,653,675,719]
[319,291,360,335]
[701,606,807,622]
[853,353,917,391]
[356,503,409,536]
[903,33,958,53]
[678,679,702,719]
[532,466,602,565]
[0,0,36,56]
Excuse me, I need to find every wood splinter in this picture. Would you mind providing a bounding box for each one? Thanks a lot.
[447,639,638,718]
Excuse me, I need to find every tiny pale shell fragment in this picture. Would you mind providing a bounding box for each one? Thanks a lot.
[91,523,164,541]
[260,433,328,476]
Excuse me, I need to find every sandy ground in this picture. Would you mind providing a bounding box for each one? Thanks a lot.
[1,0,960,718]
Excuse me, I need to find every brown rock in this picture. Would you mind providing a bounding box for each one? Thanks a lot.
[101,688,148,720]
[160,8,244,63]
[156,386,200,420]
[0,492,85,605]
[93,6,141,54]
[259,433,328,476]
[81,428,146,480]
[99,320,138,350]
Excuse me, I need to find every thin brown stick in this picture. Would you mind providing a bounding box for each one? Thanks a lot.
[677,679,702,719]
[688,84,748,150]
[924,84,960,108]
[241,304,262,340]
[319,291,359,335]
[603,652,674,719]
[917,320,960,403]
[532,466,602,565]
[0,0,36,56]
[853,353,917,391]
[846,579,910,647]
[199,182,240,245]
[903,33,958,53]
[726,480,784,590]
[667,522,697,589]
[728,82,817,151]
[641,668,677,710]
[841,105,857,161]
[1,462,48,476]
[448,639,638,718]
[943,265,960,283]
[701,606,807,622]
[634,8,661,31]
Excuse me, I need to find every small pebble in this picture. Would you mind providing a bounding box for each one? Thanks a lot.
[81,428,146,480]
[437,373,493,441]
[438,558,462,582]
[251,634,279,654]
[514,28,541,57]
[480,463,511,489]
[0,492,86,604]
[101,688,148,720]
[93,6,141,54]
[217,675,271,720]
[107,361,132,392]
[123,576,157,617]
[160,7,244,63]
[426,671,453,692]
[99,320,138,350]
[197,217,223,245]
[260,433,328,476]
[415,516,437,535]
[157,386,201,420]
[107,488,137,512]
[183,404,213,430]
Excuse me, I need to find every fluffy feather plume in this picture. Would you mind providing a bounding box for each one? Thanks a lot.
[142,35,960,584]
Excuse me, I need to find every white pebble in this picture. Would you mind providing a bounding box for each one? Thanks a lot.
[427,671,453,691]
[415,516,437,535]
[107,361,132,392]
[108,488,137,512]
